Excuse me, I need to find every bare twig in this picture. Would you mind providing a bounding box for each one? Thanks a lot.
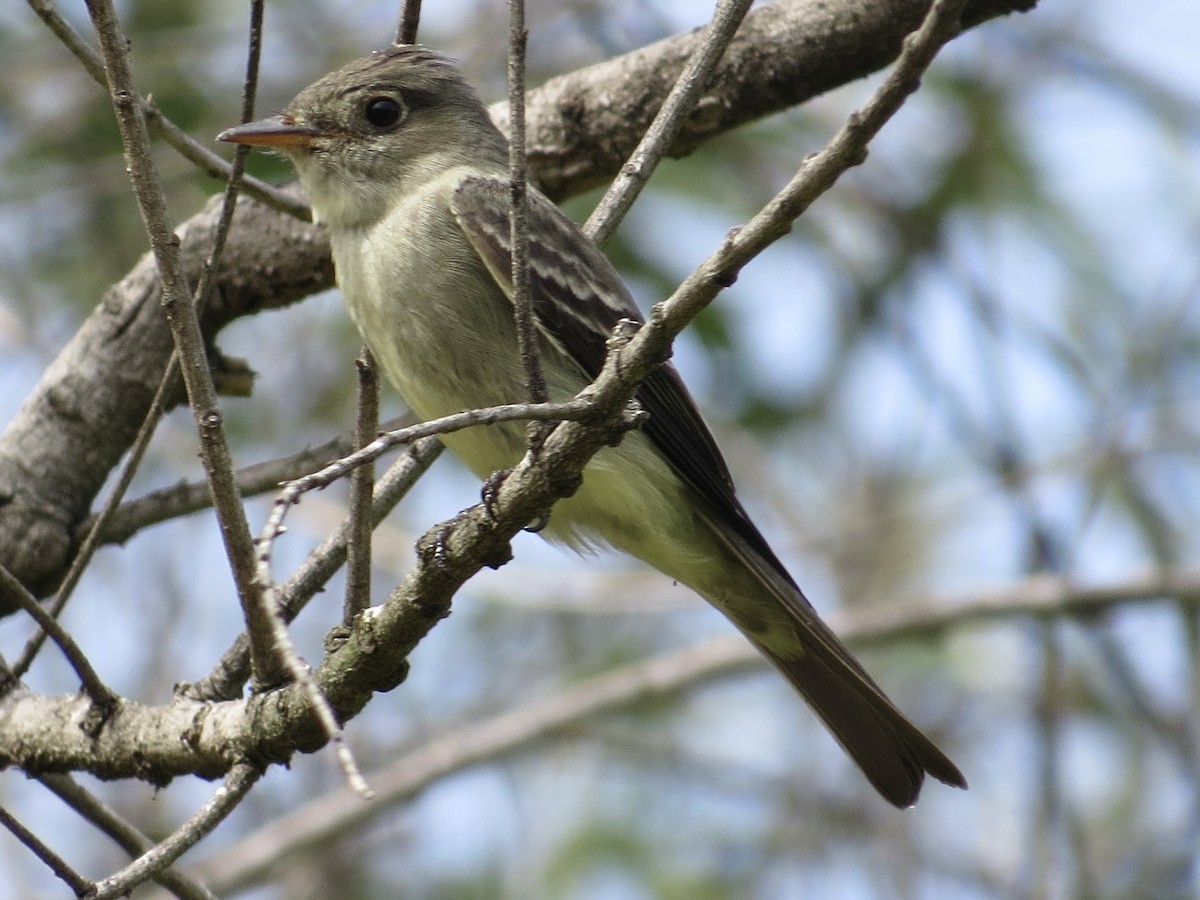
[197,0,268,306]
[248,496,374,796]
[85,418,414,547]
[0,805,92,896]
[38,774,218,900]
[84,0,276,685]
[249,531,372,795]
[583,0,754,244]
[0,564,116,712]
[507,0,549,447]
[344,351,379,623]
[1185,604,1200,841]
[0,652,15,696]
[276,438,443,610]
[88,764,262,899]
[1031,622,1064,897]
[395,0,422,45]
[255,397,593,576]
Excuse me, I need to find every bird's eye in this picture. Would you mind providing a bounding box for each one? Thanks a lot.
[364,96,404,129]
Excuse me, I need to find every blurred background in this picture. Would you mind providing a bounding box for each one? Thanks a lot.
[1,0,1198,897]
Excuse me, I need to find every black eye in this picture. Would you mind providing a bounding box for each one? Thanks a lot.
[364,96,404,129]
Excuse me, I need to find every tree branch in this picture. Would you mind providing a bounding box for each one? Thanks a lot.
[87,764,261,899]
[38,773,218,900]
[82,417,415,548]
[582,0,754,244]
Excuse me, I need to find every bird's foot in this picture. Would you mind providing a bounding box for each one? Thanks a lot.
[481,468,511,520]
[482,468,551,533]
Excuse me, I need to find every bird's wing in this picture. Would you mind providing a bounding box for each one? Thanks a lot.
[450,174,787,573]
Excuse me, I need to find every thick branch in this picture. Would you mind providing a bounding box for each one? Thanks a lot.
[0,188,328,603]
[503,0,1036,197]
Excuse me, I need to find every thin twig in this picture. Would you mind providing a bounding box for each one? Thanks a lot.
[303,398,590,489]
[0,564,116,712]
[344,351,379,623]
[246,551,373,796]
[194,0,267,307]
[1089,624,1190,763]
[507,0,550,445]
[1184,603,1200,847]
[583,0,754,244]
[24,0,308,220]
[249,513,370,792]
[38,774,218,900]
[250,488,374,797]
[87,764,263,899]
[395,0,422,44]
[634,0,969,346]
[0,651,15,697]
[277,438,444,611]
[0,805,93,896]
[84,417,414,547]
[255,397,592,575]
[1031,621,1064,897]
[84,0,278,686]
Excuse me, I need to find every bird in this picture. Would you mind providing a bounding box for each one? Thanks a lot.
[219,44,966,807]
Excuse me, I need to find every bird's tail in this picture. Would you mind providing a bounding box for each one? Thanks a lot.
[746,628,966,807]
[696,511,967,808]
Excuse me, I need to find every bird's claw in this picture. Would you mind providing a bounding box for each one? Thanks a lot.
[481,468,511,520]
[523,512,550,533]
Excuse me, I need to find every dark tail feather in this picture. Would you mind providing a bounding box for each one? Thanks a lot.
[751,636,967,807]
[695,507,966,807]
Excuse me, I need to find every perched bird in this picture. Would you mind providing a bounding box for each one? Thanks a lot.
[219,44,966,807]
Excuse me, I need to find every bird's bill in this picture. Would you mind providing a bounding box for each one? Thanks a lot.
[217,115,321,148]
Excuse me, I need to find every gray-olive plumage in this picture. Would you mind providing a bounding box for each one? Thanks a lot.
[219,45,966,806]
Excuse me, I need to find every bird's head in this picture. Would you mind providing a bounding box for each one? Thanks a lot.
[219,45,506,228]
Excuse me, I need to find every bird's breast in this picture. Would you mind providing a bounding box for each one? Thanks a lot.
[327,177,548,476]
